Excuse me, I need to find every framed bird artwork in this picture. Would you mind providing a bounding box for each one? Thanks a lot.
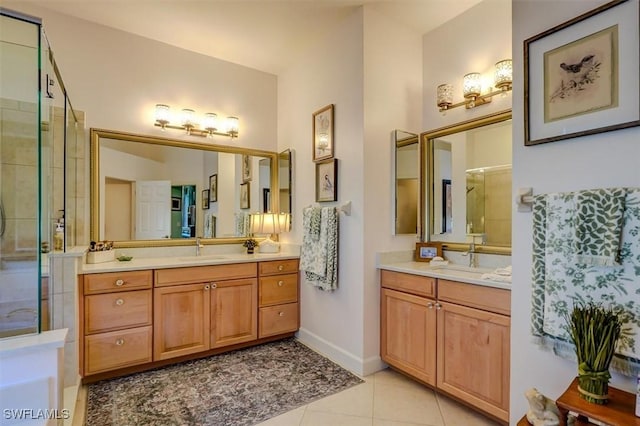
[524,0,639,146]
[315,159,338,202]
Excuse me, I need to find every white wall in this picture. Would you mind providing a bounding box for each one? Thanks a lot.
[423,1,512,129]
[510,0,639,423]
[277,5,422,374]
[3,2,278,153]
[362,6,424,368]
[277,8,367,372]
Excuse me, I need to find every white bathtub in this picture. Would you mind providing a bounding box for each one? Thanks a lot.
[0,260,39,337]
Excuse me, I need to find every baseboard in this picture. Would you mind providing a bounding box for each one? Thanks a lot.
[296,328,386,377]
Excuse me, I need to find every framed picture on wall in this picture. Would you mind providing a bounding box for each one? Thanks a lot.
[442,179,452,233]
[171,197,181,211]
[240,182,250,209]
[242,155,252,182]
[201,190,209,209]
[414,242,442,263]
[524,0,639,145]
[312,104,334,162]
[315,158,337,202]
[262,188,270,213]
[209,174,218,203]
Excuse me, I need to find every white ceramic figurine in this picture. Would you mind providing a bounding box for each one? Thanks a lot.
[525,388,561,426]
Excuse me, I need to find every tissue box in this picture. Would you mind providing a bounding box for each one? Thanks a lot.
[86,250,115,264]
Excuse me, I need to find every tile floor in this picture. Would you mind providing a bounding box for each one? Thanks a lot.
[257,368,502,426]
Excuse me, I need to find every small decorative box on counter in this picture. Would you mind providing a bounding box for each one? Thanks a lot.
[86,250,115,264]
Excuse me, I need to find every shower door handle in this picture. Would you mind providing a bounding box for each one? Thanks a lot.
[0,197,5,237]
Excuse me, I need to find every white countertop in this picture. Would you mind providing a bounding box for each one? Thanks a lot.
[378,261,511,290]
[81,251,300,274]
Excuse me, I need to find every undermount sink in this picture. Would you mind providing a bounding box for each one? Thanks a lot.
[177,254,228,261]
[429,265,489,279]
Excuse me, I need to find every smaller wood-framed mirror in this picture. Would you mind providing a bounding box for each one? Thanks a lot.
[393,130,419,235]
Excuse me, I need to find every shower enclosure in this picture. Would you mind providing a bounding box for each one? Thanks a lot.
[0,8,82,338]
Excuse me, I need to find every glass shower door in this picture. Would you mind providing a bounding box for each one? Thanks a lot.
[0,11,42,337]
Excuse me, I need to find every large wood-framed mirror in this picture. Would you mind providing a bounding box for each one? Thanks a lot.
[420,110,512,254]
[90,128,280,248]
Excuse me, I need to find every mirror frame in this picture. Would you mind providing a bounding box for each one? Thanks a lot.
[278,148,293,223]
[90,128,279,248]
[393,130,419,236]
[419,110,512,255]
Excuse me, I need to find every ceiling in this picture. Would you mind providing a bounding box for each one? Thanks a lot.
[28,0,483,75]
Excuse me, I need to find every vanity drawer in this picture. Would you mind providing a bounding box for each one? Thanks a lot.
[84,290,152,334]
[259,273,298,306]
[259,259,299,276]
[380,270,435,298]
[438,279,510,316]
[84,326,152,375]
[83,270,152,294]
[259,302,298,338]
[155,263,257,287]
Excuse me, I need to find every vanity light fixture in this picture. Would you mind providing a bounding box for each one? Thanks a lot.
[437,59,513,113]
[153,104,239,138]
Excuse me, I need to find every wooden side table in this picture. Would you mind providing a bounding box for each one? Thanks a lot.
[555,377,640,426]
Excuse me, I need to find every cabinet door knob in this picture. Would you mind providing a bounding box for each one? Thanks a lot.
[204,284,211,291]
[211,283,217,289]
[435,303,442,310]
[115,279,124,286]
[278,265,284,271]
[115,298,124,306]
[278,281,284,287]
[115,338,125,346]
[279,312,285,317]
[427,302,434,309]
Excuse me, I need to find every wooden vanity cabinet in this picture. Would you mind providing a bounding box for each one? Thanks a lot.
[380,270,437,385]
[437,279,510,422]
[258,259,300,338]
[80,270,153,376]
[381,287,437,386]
[380,271,511,423]
[153,263,257,360]
[210,277,258,348]
[80,259,300,380]
[154,282,211,360]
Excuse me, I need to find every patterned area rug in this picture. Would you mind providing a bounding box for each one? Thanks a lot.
[86,338,363,425]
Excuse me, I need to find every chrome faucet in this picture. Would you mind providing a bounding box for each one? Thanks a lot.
[195,237,204,256]
[462,241,478,268]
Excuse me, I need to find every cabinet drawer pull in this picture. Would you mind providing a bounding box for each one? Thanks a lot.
[278,280,284,287]
[278,265,284,271]
[115,279,125,287]
[115,338,125,346]
[278,312,285,317]
[204,284,211,290]
[115,298,124,306]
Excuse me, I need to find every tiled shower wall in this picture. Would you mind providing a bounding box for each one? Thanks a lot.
[0,98,39,259]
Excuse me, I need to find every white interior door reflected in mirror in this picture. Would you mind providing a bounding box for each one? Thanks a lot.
[134,180,171,239]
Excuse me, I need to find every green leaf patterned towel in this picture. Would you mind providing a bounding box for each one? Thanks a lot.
[574,188,626,266]
[530,188,640,377]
